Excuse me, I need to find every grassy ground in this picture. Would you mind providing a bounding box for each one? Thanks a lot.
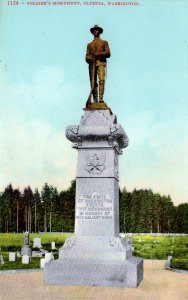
[0,233,72,270]
[0,233,72,251]
[0,233,188,270]
[133,235,188,260]
[0,252,41,270]
[133,235,188,270]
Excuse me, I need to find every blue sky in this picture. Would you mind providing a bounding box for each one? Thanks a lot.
[0,0,188,205]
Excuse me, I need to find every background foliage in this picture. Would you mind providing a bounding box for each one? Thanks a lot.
[0,181,188,233]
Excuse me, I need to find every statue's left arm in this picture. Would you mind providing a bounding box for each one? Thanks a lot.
[95,41,111,59]
[102,41,111,58]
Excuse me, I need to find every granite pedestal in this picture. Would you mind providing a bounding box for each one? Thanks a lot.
[44,107,143,287]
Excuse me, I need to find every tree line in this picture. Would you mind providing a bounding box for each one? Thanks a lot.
[0,181,187,233]
[0,181,75,233]
[119,188,188,233]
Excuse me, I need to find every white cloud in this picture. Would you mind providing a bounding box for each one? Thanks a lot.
[0,116,77,192]
[1,65,85,126]
[0,65,80,192]
[120,114,188,205]
[125,110,155,147]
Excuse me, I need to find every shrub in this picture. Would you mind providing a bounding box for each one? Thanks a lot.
[171,258,188,270]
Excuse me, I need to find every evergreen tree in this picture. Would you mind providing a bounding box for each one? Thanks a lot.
[175,203,188,233]
[49,186,59,232]
[120,188,131,233]
[0,184,14,232]
[58,180,75,232]
[13,188,21,233]
[0,180,186,234]
[41,183,52,232]
[33,189,41,233]
[22,186,34,232]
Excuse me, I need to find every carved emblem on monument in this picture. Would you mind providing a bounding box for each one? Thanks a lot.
[108,124,129,149]
[109,237,126,250]
[86,151,106,174]
[65,125,82,146]
[63,236,77,249]
[110,238,120,249]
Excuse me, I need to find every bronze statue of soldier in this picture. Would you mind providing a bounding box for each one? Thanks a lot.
[86,25,111,107]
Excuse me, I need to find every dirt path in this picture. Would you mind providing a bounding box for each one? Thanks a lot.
[1,260,188,300]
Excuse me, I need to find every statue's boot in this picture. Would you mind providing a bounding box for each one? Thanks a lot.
[99,80,105,102]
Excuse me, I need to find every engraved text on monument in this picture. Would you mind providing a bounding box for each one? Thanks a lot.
[76,192,113,220]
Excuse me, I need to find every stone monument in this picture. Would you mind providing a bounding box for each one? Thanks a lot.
[9,252,16,262]
[44,25,143,287]
[33,237,42,249]
[51,242,56,250]
[22,255,31,264]
[44,107,143,287]
[21,231,32,257]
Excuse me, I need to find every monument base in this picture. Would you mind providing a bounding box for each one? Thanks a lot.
[44,257,143,288]
[21,245,32,257]
[44,236,143,287]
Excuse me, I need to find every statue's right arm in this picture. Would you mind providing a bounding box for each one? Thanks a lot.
[85,44,94,64]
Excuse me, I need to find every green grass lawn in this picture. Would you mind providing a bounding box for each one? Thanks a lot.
[132,235,188,270]
[0,233,72,251]
[0,233,188,270]
[0,252,41,270]
[133,235,188,260]
[0,233,72,270]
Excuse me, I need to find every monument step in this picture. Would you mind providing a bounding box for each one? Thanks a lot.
[59,236,132,261]
[44,256,143,288]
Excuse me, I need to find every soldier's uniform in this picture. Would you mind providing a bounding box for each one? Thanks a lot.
[86,25,111,103]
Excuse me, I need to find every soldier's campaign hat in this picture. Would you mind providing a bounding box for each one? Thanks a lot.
[90,25,103,34]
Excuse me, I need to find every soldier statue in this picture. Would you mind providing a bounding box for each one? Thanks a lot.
[86,25,111,106]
